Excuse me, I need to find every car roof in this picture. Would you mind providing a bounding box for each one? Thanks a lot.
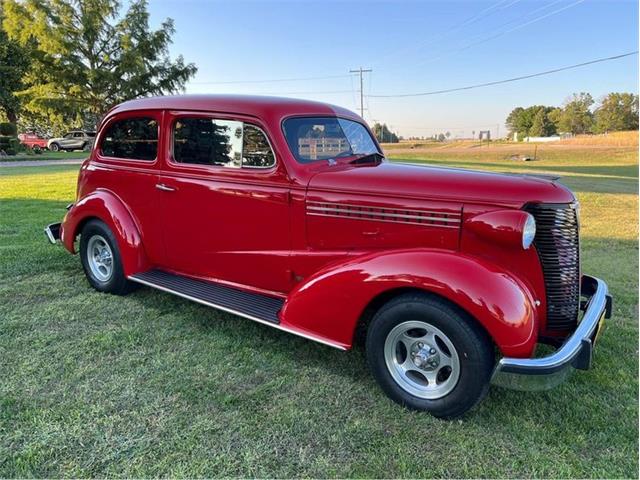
[106,94,360,122]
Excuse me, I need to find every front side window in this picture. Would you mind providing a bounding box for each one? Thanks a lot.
[173,117,275,169]
[283,117,379,163]
[100,117,158,161]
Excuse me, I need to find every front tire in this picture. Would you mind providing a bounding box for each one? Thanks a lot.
[79,219,133,295]
[49,142,60,152]
[366,292,494,419]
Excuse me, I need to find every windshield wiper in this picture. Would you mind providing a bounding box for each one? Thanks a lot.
[349,152,385,165]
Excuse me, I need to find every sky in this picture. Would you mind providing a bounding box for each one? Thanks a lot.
[145,0,639,138]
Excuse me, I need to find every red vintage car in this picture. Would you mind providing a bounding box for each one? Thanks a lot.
[18,132,48,150]
[45,95,611,418]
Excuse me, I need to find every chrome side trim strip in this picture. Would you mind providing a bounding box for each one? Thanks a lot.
[128,275,347,351]
[307,205,461,223]
[307,211,459,228]
[307,200,461,218]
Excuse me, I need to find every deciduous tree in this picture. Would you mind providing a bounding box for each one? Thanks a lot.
[2,0,197,130]
[0,21,30,124]
[505,105,557,139]
[372,122,399,143]
[530,107,556,137]
[557,92,594,134]
[593,92,639,133]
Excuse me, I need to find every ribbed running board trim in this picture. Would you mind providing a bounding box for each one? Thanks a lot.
[130,269,282,323]
[128,269,347,350]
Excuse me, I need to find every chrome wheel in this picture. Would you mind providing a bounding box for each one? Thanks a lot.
[86,235,113,282]
[384,320,460,399]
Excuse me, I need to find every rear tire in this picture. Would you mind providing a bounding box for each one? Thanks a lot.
[366,292,494,419]
[79,219,133,295]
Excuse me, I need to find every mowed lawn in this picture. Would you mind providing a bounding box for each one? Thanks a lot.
[0,151,87,163]
[0,141,638,477]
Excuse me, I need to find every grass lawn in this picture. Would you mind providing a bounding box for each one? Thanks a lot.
[0,145,638,477]
[0,151,87,163]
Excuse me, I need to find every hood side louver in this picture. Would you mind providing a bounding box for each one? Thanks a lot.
[306,201,461,228]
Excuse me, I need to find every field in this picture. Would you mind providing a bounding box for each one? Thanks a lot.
[0,151,86,163]
[0,139,638,477]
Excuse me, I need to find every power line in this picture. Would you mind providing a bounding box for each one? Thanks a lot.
[372,0,518,67]
[415,0,585,66]
[368,51,638,98]
[190,73,356,85]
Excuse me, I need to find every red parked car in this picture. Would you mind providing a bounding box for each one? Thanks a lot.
[18,132,48,150]
[45,95,611,418]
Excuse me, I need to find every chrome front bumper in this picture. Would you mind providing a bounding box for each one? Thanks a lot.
[492,275,612,391]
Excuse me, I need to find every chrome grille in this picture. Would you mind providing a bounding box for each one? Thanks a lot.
[526,203,580,330]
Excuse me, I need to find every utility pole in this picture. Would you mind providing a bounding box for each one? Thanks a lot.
[350,67,372,119]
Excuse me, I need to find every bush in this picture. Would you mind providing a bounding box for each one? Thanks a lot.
[0,136,20,156]
[0,123,18,136]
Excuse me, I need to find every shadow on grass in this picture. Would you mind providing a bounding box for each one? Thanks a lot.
[0,163,81,177]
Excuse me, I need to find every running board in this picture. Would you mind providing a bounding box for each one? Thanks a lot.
[129,269,283,324]
[128,269,346,350]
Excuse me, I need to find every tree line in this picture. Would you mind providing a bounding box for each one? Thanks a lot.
[506,92,638,140]
[371,122,400,143]
[0,0,197,136]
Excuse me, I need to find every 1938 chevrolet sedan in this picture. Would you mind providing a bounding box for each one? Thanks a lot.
[46,95,612,418]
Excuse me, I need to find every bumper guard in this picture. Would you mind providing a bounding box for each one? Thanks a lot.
[44,222,62,244]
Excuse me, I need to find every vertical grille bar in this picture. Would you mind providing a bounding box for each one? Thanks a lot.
[526,203,580,330]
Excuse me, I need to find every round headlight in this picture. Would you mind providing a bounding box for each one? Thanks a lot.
[522,214,536,249]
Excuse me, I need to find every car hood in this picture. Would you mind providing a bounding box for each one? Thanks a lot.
[307,161,575,207]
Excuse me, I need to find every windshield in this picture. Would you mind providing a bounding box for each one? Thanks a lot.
[283,116,380,163]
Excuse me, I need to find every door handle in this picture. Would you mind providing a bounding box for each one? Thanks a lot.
[155,183,176,192]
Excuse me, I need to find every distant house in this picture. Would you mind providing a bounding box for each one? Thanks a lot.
[299,137,348,160]
[522,135,561,143]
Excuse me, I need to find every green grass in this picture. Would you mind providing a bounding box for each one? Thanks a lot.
[0,151,86,162]
[0,148,638,477]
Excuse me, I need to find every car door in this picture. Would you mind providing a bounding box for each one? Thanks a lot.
[93,112,166,264]
[72,132,85,149]
[59,133,74,148]
[156,111,292,294]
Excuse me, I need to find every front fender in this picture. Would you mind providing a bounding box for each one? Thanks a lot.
[280,249,538,356]
[61,189,150,276]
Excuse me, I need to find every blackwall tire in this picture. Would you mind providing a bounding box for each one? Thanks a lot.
[79,219,134,295]
[366,292,495,419]
[49,143,60,152]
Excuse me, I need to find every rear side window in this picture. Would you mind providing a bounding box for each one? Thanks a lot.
[242,124,275,168]
[173,117,275,168]
[100,117,158,161]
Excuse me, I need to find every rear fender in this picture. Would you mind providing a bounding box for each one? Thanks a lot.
[280,249,537,356]
[61,189,150,276]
